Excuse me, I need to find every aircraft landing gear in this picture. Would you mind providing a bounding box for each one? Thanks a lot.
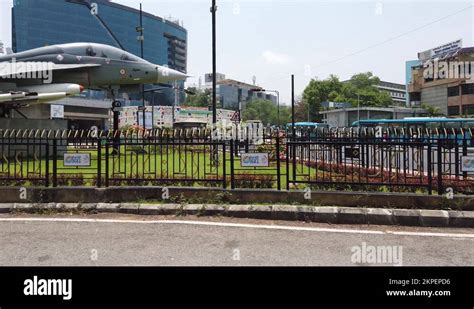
[109,89,122,155]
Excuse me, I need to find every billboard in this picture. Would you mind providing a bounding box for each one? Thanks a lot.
[418,39,463,61]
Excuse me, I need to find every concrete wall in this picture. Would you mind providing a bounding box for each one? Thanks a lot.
[0,118,67,130]
[10,105,51,119]
[421,85,448,115]
[325,112,349,127]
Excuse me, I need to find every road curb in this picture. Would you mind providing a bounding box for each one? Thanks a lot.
[1,203,473,228]
[2,187,473,211]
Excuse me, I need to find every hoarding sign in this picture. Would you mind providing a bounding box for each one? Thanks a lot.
[418,39,463,61]
[431,39,462,58]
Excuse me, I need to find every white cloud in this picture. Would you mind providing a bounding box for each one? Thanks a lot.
[261,50,291,65]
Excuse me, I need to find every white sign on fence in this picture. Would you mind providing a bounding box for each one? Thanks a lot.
[461,156,474,172]
[50,104,64,119]
[240,153,269,167]
[64,153,91,167]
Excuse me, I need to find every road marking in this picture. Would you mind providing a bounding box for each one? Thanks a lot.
[388,231,474,238]
[0,217,383,235]
[0,217,473,239]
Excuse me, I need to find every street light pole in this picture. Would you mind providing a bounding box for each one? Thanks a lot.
[138,3,146,129]
[291,75,295,140]
[276,91,280,125]
[211,0,217,126]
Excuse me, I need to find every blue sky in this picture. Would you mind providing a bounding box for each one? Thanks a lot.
[1,0,473,104]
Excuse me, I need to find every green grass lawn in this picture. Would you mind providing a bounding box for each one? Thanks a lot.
[0,145,316,189]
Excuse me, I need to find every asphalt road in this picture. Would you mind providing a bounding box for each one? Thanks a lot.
[0,214,473,266]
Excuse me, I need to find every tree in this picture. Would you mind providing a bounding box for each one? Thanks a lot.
[343,72,392,108]
[349,72,380,89]
[302,74,342,122]
[294,98,310,122]
[421,103,441,116]
[302,72,393,122]
[183,87,211,107]
[242,99,290,126]
[278,106,292,126]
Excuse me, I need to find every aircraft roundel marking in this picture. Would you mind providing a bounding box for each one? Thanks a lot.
[119,68,127,77]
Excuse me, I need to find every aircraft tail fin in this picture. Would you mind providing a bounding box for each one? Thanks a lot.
[6,48,13,55]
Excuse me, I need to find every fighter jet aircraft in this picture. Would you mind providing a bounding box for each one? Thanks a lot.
[0,42,188,109]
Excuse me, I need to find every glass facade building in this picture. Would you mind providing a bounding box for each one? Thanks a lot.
[12,0,187,106]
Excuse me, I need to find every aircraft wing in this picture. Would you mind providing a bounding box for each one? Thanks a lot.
[0,63,101,79]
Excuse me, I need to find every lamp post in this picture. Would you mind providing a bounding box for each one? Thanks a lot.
[137,3,146,129]
[209,0,219,166]
[291,74,295,140]
[210,0,217,126]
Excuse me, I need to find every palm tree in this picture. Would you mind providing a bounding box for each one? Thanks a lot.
[421,104,441,117]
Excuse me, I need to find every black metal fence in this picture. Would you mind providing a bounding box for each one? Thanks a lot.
[0,127,473,195]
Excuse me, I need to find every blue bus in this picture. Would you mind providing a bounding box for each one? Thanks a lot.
[352,117,474,145]
[286,122,329,129]
[352,117,474,129]
[286,122,329,139]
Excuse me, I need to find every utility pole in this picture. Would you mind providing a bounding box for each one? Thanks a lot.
[291,74,296,183]
[210,0,219,166]
[273,90,280,125]
[291,74,295,140]
[211,0,217,126]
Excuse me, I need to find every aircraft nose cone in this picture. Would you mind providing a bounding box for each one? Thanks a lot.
[157,66,189,83]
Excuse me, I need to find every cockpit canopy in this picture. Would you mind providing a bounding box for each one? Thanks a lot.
[58,43,146,63]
